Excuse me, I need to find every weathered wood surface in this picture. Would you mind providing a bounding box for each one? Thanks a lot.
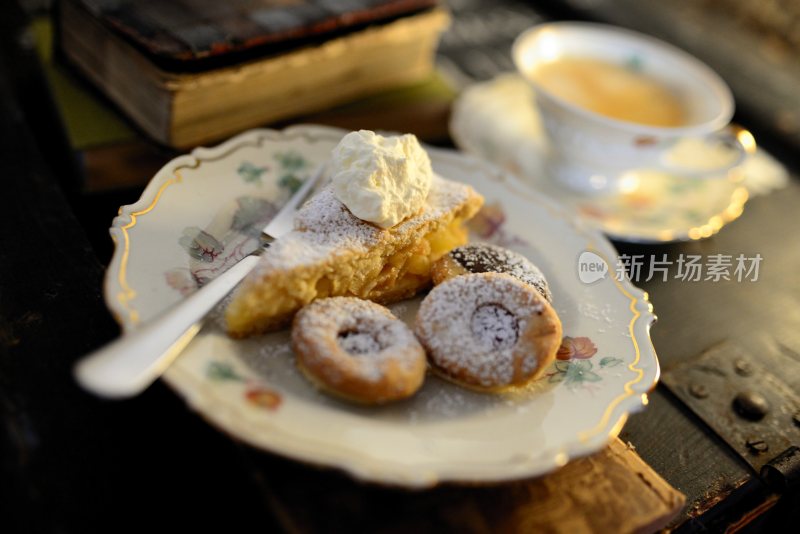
[253,438,685,534]
[618,179,800,529]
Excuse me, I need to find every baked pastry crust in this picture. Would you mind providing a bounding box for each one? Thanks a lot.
[225,176,483,337]
[415,272,562,391]
[292,297,426,404]
[432,243,553,302]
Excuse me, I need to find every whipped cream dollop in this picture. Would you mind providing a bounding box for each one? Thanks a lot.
[329,130,433,228]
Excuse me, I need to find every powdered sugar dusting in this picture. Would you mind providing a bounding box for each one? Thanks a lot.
[521,354,538,374]
[294,297,422,383]
[470,304,519,351]
[449,244,552,302]
[416,273,545,388]
[339,331,383,355]
[253,176,471,273]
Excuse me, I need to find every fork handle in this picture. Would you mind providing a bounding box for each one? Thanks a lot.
[74,254,261,399]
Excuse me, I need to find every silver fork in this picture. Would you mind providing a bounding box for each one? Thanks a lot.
[74,165,326,399]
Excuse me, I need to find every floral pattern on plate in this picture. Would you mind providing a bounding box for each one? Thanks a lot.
[207,361,282,411]
[545,336,625,392]
[165,153,313,294]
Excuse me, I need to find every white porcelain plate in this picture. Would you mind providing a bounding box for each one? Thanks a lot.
[105,125,659,487]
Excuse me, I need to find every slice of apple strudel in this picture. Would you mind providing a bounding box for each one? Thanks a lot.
[224,176,483,338]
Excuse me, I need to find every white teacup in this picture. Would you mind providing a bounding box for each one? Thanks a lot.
[512,22,746,195]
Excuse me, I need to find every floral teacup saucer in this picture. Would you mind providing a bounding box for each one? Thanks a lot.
[450,74,788,243]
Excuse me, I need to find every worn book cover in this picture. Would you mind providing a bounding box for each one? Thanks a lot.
[58,0,449,147]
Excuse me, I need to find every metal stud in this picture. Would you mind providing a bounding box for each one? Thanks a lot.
[733,391,770,421]
[689,383,708,399]
[746,438,769,454]
[734,359,754,376]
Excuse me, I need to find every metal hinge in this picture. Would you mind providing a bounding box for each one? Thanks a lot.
[662,343,800,491]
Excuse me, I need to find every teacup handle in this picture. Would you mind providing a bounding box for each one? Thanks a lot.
[657,127,750,178]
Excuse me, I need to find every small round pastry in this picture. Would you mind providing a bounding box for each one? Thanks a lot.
[431,243,552,302]
[415,272,562,391]
[291,297,426,404]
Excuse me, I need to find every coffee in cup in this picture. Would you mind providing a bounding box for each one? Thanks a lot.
[530,57,685,128]
[512,22,746,194]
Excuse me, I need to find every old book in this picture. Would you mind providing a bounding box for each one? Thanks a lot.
[58,0,449,148]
